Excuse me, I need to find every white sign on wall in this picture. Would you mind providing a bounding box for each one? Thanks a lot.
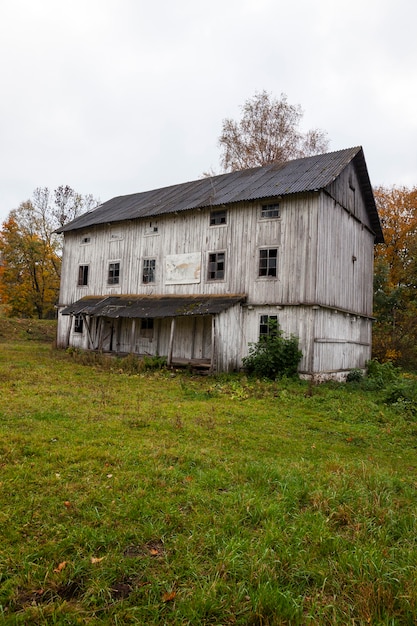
[165,252,201,284]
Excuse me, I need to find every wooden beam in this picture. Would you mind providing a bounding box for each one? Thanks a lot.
[210,315,216,373]
[130,319,136,353]
[65,315,73,348]
[167,317,176,367]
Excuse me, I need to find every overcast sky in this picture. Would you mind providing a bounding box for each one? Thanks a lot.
[1,0,416,224]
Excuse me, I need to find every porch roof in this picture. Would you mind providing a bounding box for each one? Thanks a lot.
[60,294,246,319]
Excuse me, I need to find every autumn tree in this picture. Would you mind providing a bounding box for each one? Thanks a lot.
[372,185,417,366]
[218,91,329,172]
[0,186,98,319]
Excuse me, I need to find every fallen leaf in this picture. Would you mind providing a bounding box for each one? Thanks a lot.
[91,556,105,564]
[107,474,113,479]
[53,561,67,573]
[149,548,159,556]
[64,501,71,508]
[162,590,176,602]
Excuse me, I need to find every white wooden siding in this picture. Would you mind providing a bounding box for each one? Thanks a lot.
[57,160,377,375]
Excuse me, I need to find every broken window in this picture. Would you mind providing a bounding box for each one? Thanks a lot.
[142,259,156,283]
[78,265,89,286]
[208,251,225,280]
[140,318,154,339]
[108,262,120,285]
[259,248,278,277]
[261,203,280,219]
[145,221,159,235]
[74,314,84,333]
[259,315,278,339]
[210,209,227,225]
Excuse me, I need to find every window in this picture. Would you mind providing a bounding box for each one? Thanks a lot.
[261,203,280,219]
[108,262,120,285]
[78,265,89,286]
[259,248,278,277]
[259,315,278,339]
[81,236,91,244]
[208,252,225,280]
[142,259,156,284]
[74,314,84,333]
[210,209,227,225]
[140,318,154,339]
[145,221,159,235]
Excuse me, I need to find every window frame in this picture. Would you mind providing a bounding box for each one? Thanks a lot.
[77,264,89,286]
[107,261,120,285]
[142,258,156,284]
[207,251,226,281]
[260,203,280,219]
[258,248,278,278]
[209,209,227,226]
[140,317,154,339]
[74,314,84,334]
[259,315,278,340]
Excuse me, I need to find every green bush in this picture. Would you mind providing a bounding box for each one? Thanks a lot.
[365,359,400,389]
[242,323,302,380]
[346,368,364,383]
[384,380,417,416]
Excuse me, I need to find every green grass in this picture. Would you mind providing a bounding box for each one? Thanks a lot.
[1,327,417,624]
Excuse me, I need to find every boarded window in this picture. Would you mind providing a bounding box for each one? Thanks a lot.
[140,318,154,339]
[145,221,159,235]
[259,248,278,277]
[208,252,225,280]
[74,314,84,333]
[259,315,277,339]
[108,262,120,285]
[210,209,227,225]
[78,265,89,286]
[143,259,156,283]
[261,203,280,219]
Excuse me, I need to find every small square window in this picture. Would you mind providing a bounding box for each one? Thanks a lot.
[140,318,154,339]
[143,259,156,284]
[145,221,159,235]
[74,314,84,333]
[208,252,225,280]
[81,236,91,244]
[108,262,120,285]
[261,203,280,219]
[259,315,278,339]
[78,265,89,286]
[259,249,278,277]
[210,209,227,225]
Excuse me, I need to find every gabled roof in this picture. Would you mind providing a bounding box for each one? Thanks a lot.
[58,147,383,242]
[61,294,246,319]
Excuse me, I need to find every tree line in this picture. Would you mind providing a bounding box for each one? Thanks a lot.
[1,92,416,368]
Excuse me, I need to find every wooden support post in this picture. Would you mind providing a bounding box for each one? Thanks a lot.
[83,314,94,349]
[65,315,73,348]
[210,315,216,373]
[130,319,136,354]
[167,317,176,367]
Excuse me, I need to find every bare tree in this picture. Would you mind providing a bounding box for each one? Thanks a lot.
[219,91,329,172]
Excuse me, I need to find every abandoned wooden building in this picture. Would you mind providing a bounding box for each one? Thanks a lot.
[56,146,384,377]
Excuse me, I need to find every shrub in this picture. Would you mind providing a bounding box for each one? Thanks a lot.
[384,380,417,416]
[366,359,400,389]
[346,368,364,383]
[242,323,302,380]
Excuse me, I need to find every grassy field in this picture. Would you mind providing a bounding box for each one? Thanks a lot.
[1,322,417,624]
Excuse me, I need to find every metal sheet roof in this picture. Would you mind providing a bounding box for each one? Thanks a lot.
[57,147,383,242]
[61,294,246,318]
